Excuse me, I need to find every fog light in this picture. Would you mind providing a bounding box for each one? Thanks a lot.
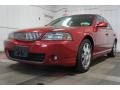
[50,55,59,61]
[54,55,58,60]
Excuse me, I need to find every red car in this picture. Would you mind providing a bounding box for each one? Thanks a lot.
[4,14,117,72]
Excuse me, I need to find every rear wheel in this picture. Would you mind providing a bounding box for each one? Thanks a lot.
[75,39,92,73]
[107,41,117,57]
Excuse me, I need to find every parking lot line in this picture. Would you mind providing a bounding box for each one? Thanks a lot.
[88,73,120,83]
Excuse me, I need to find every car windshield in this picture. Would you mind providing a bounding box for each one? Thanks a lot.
[47,15,94,27]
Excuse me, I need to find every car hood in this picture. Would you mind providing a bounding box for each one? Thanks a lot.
[16,26,92,33]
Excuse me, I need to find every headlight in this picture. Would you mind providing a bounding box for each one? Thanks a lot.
[42,32,72,40]
[8,32,14,39]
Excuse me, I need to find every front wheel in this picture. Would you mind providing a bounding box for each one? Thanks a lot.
[75,39,92,73]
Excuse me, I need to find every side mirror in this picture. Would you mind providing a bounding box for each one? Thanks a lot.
[96,21,108,27]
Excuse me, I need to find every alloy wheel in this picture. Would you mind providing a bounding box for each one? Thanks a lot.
[81,43,91,69]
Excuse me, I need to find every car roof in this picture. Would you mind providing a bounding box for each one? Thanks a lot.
[70,14,97,16]
[59,14,99,18]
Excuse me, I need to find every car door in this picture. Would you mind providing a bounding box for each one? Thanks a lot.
[101,16,115,49]
[93,15,109,55]
[105,22,115,49]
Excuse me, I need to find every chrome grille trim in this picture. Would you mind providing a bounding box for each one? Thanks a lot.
[14,32,41,41]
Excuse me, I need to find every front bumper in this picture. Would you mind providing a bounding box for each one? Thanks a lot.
[4,40,77,66]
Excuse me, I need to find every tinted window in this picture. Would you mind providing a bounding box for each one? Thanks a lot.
[97,15,113,30]
[107,24,113,30]
[47,15,94,27]
[96,15,103,23]
[102,16,113,30]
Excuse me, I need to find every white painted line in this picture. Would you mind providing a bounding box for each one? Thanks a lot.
[89,73,120,83]
[0,59,14,63]
[0,71,37,84]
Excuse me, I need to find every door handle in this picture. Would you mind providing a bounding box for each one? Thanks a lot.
[113,34,116,36]
[105,33,109,36]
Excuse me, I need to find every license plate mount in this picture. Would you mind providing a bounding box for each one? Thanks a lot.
[13,46,28,58]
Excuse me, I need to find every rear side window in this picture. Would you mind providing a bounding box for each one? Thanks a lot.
[107,23,113,30]
[96,15,103,23]
[96,15,113,30]
[102,16,113,30]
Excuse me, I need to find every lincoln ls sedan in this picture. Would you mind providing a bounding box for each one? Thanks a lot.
[4,14,117,72]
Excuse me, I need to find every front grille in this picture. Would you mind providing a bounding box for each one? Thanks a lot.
[14,32,41,41]
[8,50,45,62]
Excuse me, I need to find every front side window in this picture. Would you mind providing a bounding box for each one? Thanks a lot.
[47,15,94,27]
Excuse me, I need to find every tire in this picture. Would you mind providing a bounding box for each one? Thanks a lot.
[107,41,117,57]
[75,39,92,73]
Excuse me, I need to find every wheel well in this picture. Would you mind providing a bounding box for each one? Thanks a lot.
[115,38,117,44]
[83,35,94,51]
